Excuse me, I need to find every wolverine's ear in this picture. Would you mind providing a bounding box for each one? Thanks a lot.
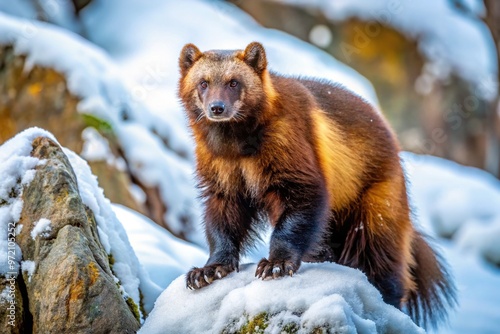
[179,43,202,76]
[243,42,267,75]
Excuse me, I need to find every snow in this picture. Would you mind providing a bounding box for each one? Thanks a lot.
[0,12,124,122]
[437,243,500,334]
[403,153,500,265]
[140,263,424,334]
[0,286,14,303]
[282,0,497,100]
[21,260,35,282]
[116,123,201,240]
[80,127,126,171]
[0,0,80,33]
[80,127,113,162]
[30,218,51,240]
[0,127,54,277]
[112,204,206,292]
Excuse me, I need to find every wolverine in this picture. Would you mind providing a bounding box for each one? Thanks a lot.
[178,42,455,328]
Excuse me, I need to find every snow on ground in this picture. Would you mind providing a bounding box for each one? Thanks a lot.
[140,263,423,334]
[112,204,206,292]
[437,243,500,334]
[403,153,500,265]
[282,0,497,99]
[403,152,500,333]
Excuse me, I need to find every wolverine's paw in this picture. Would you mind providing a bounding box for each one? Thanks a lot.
[186,263,237,290]
[255,258,299,280]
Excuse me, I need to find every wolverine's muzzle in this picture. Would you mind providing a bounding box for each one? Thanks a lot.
[206,100,235,121]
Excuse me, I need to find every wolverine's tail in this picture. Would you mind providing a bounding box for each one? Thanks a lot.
[406,232,457,329]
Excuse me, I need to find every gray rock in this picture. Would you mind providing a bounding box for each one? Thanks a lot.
[16,137,140,333]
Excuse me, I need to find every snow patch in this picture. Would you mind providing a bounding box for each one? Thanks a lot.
[0,286,14,303]
[112,204,206,292]
[80,127,112,162]
[21,260,35,282]
[30,218,51,240]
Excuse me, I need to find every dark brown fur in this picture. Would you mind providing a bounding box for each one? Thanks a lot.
[178,42,456,329]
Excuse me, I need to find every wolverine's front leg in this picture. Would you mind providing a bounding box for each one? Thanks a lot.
[186,193,255,289]
[256,184,328,279]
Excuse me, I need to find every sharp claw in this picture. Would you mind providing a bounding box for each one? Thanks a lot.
[272,266,281,278]
[204,274,211,284]
[216,271,222,279]
[289,269,294,277]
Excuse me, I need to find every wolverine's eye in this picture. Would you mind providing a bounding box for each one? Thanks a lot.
[229,80,238,88]
[200,81,208,89]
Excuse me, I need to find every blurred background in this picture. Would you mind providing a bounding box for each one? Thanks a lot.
[0,0,499,333]
[231,0,500,177]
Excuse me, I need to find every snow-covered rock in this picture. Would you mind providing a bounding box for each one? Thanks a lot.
[0,128,160,331]
[140,263,424,334]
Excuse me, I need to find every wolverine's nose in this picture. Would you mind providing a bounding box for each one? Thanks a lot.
[209,101,225,115]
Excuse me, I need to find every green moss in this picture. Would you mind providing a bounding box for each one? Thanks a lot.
[227,313,330,334]
[107,253,141,322]
[108,254,115,266]
[139,289,147,319]
[282,322,299,333]
[81,113,113,133]
[236,313,268,334]
[126,296,141,323]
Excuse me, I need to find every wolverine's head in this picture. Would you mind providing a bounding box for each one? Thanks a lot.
[178,42,272,124]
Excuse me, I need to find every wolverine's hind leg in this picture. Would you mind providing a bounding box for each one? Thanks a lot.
[336,175,415,308]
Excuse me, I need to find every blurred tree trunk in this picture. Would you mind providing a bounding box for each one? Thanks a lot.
[482,0,500,176]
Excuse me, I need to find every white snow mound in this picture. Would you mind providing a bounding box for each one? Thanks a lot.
[140,263,424,334]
